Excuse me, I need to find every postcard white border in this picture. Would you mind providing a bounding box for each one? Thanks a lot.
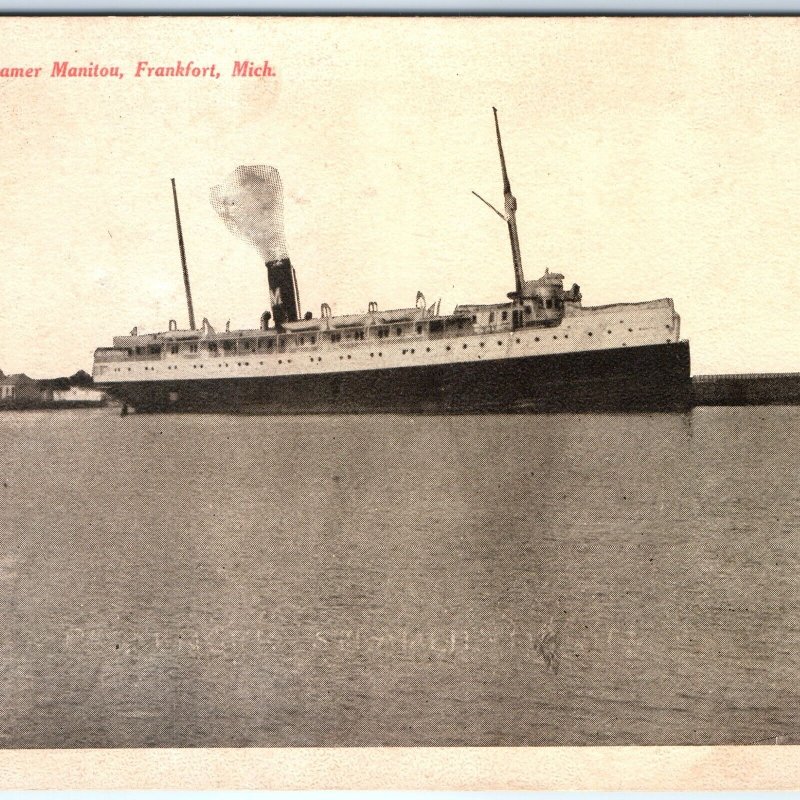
[0,747,797,789]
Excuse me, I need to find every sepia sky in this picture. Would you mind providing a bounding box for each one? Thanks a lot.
[0,16,799,377]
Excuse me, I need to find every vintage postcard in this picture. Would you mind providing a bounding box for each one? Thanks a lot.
[0,15,799,789]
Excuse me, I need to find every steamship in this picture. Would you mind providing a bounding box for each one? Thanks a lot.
[92,110,691,414]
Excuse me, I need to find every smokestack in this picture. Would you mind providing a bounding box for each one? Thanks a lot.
[266,256,301,327]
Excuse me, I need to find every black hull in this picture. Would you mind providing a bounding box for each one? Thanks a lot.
[100,341,692,415]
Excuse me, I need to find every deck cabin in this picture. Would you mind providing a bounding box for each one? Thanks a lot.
[94,271,583,369]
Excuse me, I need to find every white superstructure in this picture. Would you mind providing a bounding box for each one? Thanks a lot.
[94,271,680,385]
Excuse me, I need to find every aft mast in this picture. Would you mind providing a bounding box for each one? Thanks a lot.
[492,107,526,299]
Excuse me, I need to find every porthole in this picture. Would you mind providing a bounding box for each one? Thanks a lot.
[534,337,539,342]
[310,357,314,362]
[553,335,557,340]
[607,330,612,335]
[497,340,502,346]
[317,357,322,362]
[379,352,383,357]
[564,334,568,339]
[278,359,282,364]
[515,338,520,344]
[347,355,351,360]
[446,345,451,351]
[339,355,343,360]
[463,343,468,349]
[479,342,485,348]
[410,349,415,354]
[426,347,430,352]
[370,353,375,357]
[587,332,592,337]
[628,328,633,333]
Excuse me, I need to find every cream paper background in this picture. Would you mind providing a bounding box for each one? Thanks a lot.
[1,16,799,377]
[0,15,799,789]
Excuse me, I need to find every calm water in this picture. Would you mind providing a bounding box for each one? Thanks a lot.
[0,407,798,748]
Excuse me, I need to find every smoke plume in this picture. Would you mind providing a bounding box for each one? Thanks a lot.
[210,165,288,262]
